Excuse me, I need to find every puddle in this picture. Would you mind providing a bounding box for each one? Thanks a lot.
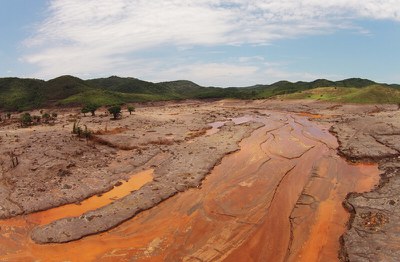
[28,169,154,225]
[0,170,153,261]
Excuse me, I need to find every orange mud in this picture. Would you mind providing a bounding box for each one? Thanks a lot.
[30,169,153,225]
[297,112,323,119]
[0,113,380,262]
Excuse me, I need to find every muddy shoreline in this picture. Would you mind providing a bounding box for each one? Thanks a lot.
[329,113,400,262]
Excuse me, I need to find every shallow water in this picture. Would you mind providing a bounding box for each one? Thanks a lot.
[0,170,153,261]
[0,113,380,262]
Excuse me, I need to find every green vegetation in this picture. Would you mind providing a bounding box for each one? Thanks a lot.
[42,113,51,123]
[33,115,41,123]
[280,85,400,104]
[108,105,122,119]
[1,75,399,111]
[127,105,135,115]
[20,113,33,127]
[72,121,92,140]
[81,106,90,116]
[81,103,100,116]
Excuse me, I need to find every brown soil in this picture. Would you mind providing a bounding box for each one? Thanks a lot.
[0,99,398,261]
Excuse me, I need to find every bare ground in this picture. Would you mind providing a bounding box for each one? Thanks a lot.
[0,99,399,261]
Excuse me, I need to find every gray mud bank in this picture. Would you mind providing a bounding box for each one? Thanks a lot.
[330,111,400,262]
[31,121,263,243]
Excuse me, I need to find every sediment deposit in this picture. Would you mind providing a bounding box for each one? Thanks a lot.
[0,100,398,261]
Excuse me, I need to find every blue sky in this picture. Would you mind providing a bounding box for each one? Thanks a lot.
[0,0,399,87]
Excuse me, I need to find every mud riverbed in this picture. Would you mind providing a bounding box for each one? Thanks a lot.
[0,104,381,261]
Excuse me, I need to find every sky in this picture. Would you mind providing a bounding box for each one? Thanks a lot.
[0,0,399,87]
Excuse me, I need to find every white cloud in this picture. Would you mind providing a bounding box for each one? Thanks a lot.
[22,0,400,83]
[151,62,260,86]
[129,59,338,87]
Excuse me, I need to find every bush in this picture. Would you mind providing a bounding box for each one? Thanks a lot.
[127,106,135,115]
[82,104,99,116]
[72,121,81,135]
[33,115,41,123]
[42,113,51,123]
[20,113,32,127]
[81,107,90,116]
[72,121,92,141]
[51,112,58,118]
[108,105,121,119]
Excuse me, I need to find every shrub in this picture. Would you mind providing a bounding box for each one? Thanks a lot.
[81,107,90,116]
[72,121,92,142]
[20,113,32,127]
[88,104,99,116]
[33,115,41,123]
[51,112,58,118]
[127,106,135,115]
[42,113,51,123]
[108,105,121,119]
[82,125,92,139]
[72,121,81,135]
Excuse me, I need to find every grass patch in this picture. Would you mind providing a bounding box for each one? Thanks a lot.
[281,85,400,104]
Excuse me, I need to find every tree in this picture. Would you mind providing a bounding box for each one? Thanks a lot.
[88,104,100,116]
[81,107,90,116]
[108,105,121,119]
[127,105,135,115]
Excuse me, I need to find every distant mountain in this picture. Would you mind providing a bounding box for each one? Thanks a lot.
[0,76,398,111]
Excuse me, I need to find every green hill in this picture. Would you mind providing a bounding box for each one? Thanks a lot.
[0,78,45,111]
[0,75,398,111]
[87,76,166,95]
[280,85,400,103]
[43,75,92,101]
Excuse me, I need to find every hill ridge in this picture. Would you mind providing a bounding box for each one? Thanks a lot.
[0,76,398,111]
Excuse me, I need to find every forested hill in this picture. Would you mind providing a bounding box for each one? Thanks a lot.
[0,75,399,111]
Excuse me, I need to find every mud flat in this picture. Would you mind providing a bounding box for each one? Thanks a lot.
[0,100,396,261]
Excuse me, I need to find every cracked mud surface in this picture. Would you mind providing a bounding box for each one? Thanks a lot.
[331,112,400,262]
[0,99,397,261]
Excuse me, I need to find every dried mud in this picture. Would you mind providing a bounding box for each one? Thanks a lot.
[0,99,398,261]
